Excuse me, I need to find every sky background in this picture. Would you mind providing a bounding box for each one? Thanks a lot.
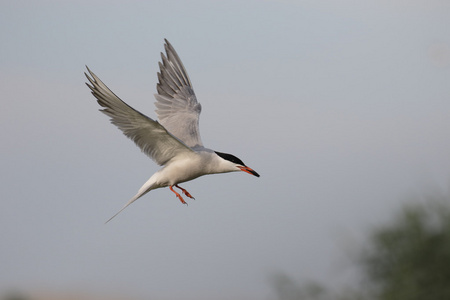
[1,1,450,299]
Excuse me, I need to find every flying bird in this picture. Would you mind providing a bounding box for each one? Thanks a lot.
[85,39,259,222]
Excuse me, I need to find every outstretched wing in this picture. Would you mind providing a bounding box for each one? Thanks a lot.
[85,66,194,166]
[154,39,203,148]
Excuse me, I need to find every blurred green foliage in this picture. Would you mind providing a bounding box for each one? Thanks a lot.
[272,193,450,300]
[1,292,29,300]
[361,198,450,300]
[270,273,331,300]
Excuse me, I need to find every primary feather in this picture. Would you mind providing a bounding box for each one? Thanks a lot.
[154,39,203,148]
[84,66,194,166]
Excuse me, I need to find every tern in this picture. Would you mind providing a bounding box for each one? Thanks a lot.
[85,39,259,223]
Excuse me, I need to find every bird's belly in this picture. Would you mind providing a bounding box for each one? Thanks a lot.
[156,158,208,186]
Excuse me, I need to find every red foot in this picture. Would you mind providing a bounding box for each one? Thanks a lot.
[169,185,187,205]
[175,184,195,199]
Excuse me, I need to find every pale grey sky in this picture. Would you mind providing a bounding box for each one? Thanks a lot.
[1,1,450,299]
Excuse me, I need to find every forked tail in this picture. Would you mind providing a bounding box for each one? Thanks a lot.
[105,178,159,223]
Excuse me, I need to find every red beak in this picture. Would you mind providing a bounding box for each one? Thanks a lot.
[238,166,260,177]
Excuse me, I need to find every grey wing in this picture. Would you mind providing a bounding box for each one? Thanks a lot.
[154,39,203,148]
[85,66,194,166]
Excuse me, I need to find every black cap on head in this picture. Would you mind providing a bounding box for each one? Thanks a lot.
[215,151,259,177]
[214,151,246,166]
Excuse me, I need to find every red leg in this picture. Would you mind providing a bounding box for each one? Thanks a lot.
[175,184,195,200]
[169,185,187,205]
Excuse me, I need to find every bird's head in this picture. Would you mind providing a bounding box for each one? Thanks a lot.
[214,151,260,177]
